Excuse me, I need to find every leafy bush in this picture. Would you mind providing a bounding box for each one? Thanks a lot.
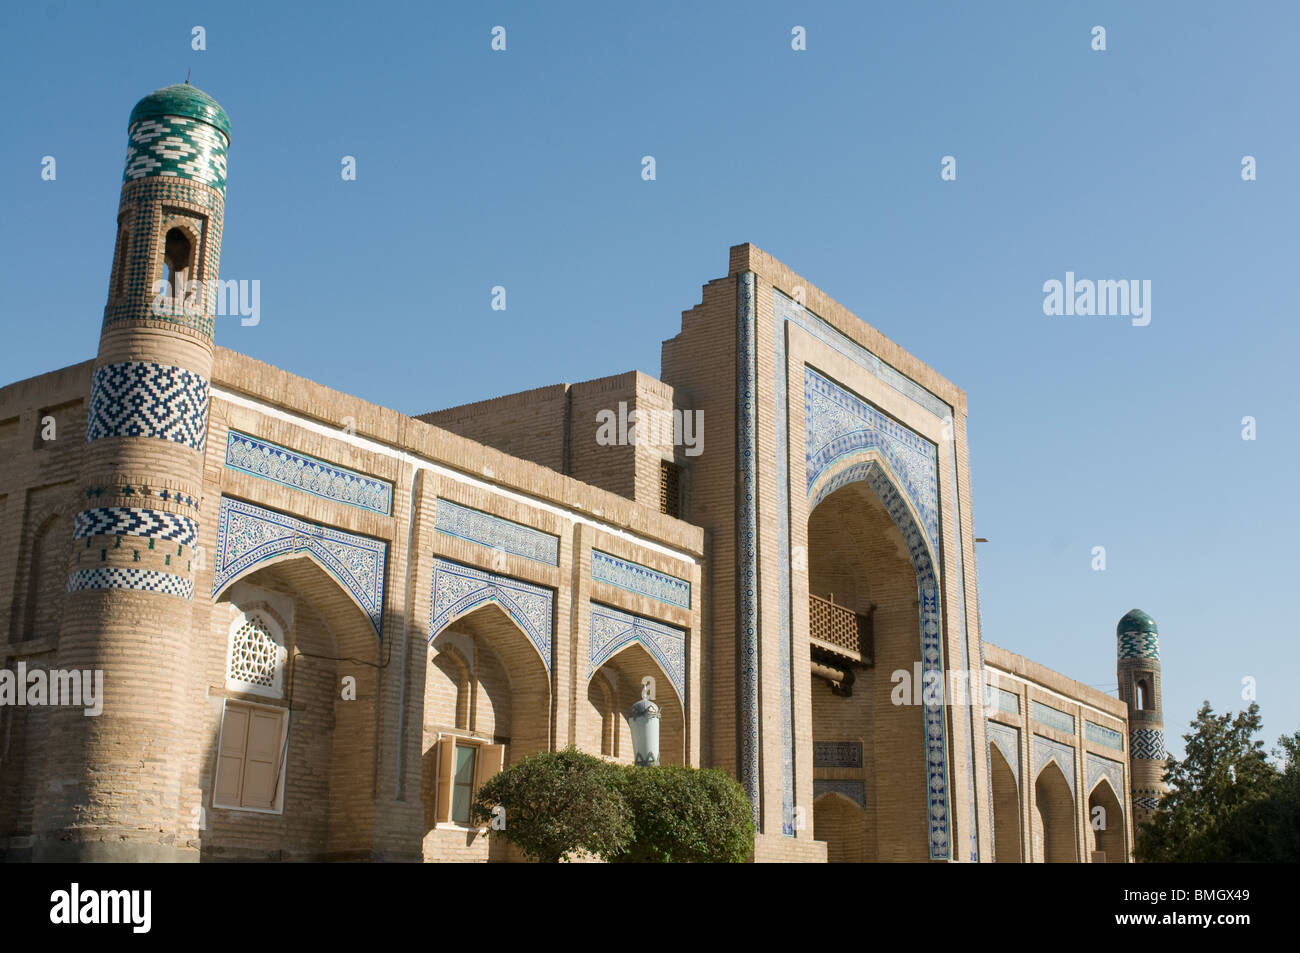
[470,747,632,863]
[613,764,755,863]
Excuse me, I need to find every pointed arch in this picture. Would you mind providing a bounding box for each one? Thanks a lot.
[1088,777,1126,862]
[1034,759,1078,863]
[989,742,1023,863]
[430,559,553,676]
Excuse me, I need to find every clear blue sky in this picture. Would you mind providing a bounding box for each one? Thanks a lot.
[3,2,1297,758]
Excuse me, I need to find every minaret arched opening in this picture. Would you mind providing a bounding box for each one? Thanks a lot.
[163,227,193,306]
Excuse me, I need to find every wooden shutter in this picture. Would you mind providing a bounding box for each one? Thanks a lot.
[242,707,286,809]
[434,735,457,824]
[475,744,505,794]
[215,703,248,807]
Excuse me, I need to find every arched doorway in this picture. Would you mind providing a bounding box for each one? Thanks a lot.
[587,641,685,766]
[805,463,940,862]
[422,602,551,861]
[813,792,868,863]
[1088,779,1125,862]
[989,744,1022,862]
[1033,760,1077,863]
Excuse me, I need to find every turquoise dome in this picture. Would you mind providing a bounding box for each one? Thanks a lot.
[128,83,230,139]
[1117,609,1158,636]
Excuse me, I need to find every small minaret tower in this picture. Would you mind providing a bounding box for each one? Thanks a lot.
[1116,608,1169,829]
[35,83,230,860]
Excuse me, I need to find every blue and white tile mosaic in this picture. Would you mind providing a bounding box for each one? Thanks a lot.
[213,497,387,638]
[225,431,393,516]
[813,779,866,809]
[590,550,690,609]
[1085,720,1125,752]
[86,361,209,450]
[986,722,1020,782]
[994,686,1020,715]
[1086,753,1125,797]
[1130,728,1166,761]
[68,566,193,599]
[1033,735,1077,795]
[430,558,553,672]
[1133,795,1161,813]
[1031,700,1076,735]
[434,498,558,565]
[588,603,686,701]
[813,741,863,769]
[74,506,198,547]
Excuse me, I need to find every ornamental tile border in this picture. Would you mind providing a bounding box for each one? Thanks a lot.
[430,558,553,673]
[212,497,387,638]
[736,272,761,824]
[74,506,198,547]
[588,602,686,701]
[225,430,393,516]
[434,498,559,566]
[1086,753,1125,798]
[813,779,866,810]
[1130,728,1166,761]
[590,549,690,609]
[1031,700,1076,735]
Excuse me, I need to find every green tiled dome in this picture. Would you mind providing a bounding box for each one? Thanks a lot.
[1117,608,1160,660]
[128,83,230,139]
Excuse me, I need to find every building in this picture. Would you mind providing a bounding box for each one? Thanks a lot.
[0,84,1168,862]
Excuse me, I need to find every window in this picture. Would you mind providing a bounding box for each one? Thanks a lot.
[111,222,130,299]
[1135,675,1152,711]
[226,611,288,699]
[659,460,681,518]
[163,227,192,308]
[213,699,288,812]
[434,736,504,827]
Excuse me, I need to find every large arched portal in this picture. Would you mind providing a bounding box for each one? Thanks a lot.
[805,465,940,862]
[1088,779,1125,862]
[1034,760,1078,863]
[422,602,551,861]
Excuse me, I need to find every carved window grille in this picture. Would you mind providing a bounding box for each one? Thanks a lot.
[659,460,681,518]
[227,613,287,698]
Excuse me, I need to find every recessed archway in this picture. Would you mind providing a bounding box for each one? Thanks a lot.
[1034,760,1078,863]
[587,640,685,766]
[1088,779,1125,863]
[989,744,1022,863]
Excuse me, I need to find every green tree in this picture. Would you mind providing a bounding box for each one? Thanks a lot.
[470,747,632,863]
[613,764,755,863]
[1135,702,1285,862]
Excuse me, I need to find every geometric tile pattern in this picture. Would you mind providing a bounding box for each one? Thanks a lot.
[590,550,690,609]
[433,498,557,565]
[1132,795,1161,813]
[73,506,198,547]
[1117,630,1160,660]
[83,483,200,511]
[212,497,387,638]
[1033,735,1077,795]
[589,602,686,701]
[1031,700,1075,735]
[124,116,229,192]
[225,430,393,516]
[813,741,863,769]
[804,366,940,554]
[813,779,866,809]
[1130,728,1166,761]
[86,361,210,451]
[1086,753,1125,798]
[994,687,1020,714]
[68,566,194,599]
[430,558,553,672]
[1085,720,1125,752]
[986,722,1020,782]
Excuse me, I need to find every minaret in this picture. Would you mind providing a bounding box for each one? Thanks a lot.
[35,83,230,861]
[1116,609,1168,829]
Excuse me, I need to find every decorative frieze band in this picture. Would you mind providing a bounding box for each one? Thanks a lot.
[86,361,210,450]
[590,549,690,609]
[434,498,558,565]
[225,431,393,516]
[813,741,863,769]
[1031,700,1076,735]
[74,506,198,547]
[1085,720,1125,752]
[68,566,194,600]
[1130,728,1166,761]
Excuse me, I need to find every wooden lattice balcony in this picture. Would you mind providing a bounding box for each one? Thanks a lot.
[809,593,873,666]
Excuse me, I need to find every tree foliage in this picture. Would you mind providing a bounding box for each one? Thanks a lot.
[470,747,632,863]
[613,764,755,863]
[1136,702,1300,862]
[470,750,755,863]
